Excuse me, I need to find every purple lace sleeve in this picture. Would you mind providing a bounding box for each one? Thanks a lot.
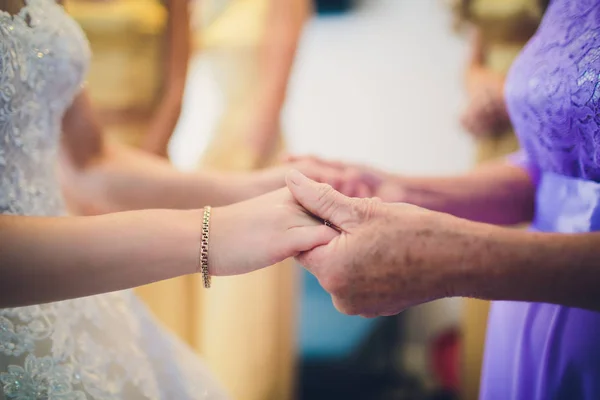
[507,150,540,187]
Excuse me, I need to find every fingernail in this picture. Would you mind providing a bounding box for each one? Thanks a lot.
[287,169,307,186]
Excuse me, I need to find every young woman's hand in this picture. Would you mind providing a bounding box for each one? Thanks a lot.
[208,188,338,276]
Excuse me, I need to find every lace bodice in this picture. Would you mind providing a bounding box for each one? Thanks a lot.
[0,2,226,399]
[0,0,89,216]
[506,0,600,181]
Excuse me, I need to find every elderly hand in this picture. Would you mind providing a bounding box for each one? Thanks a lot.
[286,170,471,317]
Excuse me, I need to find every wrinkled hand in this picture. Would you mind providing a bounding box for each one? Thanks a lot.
[209,188,338,276]
[286,170,465,317]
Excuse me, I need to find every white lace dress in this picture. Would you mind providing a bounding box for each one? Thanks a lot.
[0,1,228,399]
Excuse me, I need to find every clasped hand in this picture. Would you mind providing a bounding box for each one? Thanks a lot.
[284,170,463,318]
[212,158,463,318]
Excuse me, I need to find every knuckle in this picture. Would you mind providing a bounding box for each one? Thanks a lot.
[350,197,379,220]
[317,183,339,214]
[348,198,364,215]
[345,168,362,183]
[317,182,334,199]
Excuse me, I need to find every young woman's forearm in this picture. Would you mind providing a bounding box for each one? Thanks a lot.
[258,0,310,108]
[141,92,183,157]
[0,210,201,308]
[401,161,536,225]
[465,29,484,84]
[62,141,280,214]
[141,0,191,155]
[60,93,284,214]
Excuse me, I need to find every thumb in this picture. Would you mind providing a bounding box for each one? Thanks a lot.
[286,169,354,228]
[295,245,328,276]
[288,225,338,255]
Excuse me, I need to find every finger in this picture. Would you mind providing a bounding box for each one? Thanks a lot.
[355,183,372,198]
[286,169,355,228]
[294,154,322,165]
[295,244,329,275]
[288,225,338,255]
[301,164,348,191]
[332,296,359,316]
[280,153,295,163]
[304,156,349,171]
[359,313,379,319]
[359,171,384,189]
[323,159,349,170]
[282,154,319,164]
[322,169,345,190]
[340,169,362,196]
[339,180,358,197]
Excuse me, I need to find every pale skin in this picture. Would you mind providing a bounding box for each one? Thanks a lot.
[246,0,312,163]
[78,0,191,158]
[285,159,600,317]
[0,0,339,308]
[140,0,192,157]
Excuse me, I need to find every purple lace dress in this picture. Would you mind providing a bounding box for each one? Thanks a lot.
[480,0,600,398]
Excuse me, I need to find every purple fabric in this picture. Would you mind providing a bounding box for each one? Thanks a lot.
[480,1,600,398]
[505,0,600,181]
[481,173,600,400]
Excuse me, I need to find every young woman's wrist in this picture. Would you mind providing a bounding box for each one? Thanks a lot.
[190,171,262,207]
[144,209,205,279]
[226,167,287,202]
